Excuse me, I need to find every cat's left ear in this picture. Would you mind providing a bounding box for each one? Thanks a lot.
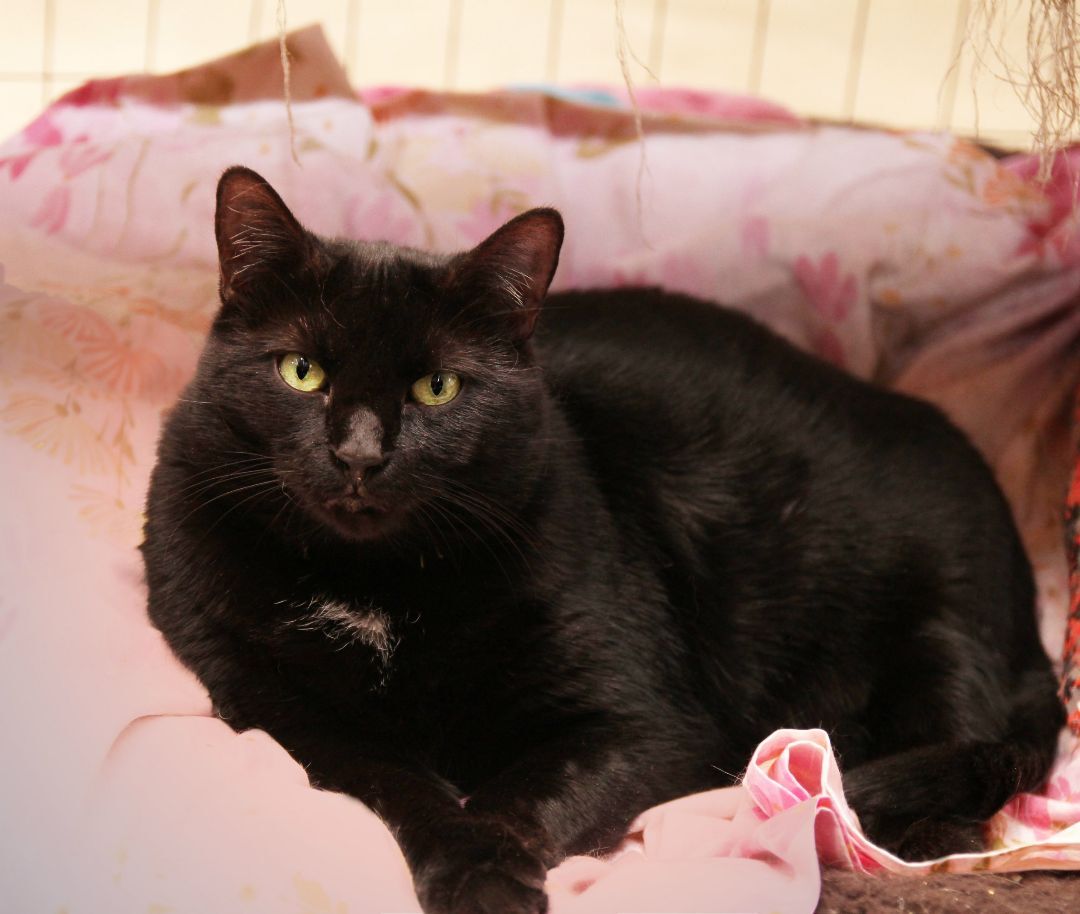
[451,208,564,341]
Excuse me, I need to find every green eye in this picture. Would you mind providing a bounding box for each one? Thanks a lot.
[278,352,326,392]
[411,371,461,406]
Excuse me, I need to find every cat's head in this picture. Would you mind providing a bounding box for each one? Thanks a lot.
[179,166,563,544]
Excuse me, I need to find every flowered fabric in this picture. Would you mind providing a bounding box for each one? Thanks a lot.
[3,25,1080,914]
[1062,395,1080,733]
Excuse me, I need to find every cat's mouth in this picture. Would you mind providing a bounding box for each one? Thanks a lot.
[324,493,386,516]
[317,490,403,541]
[307,479,414,540]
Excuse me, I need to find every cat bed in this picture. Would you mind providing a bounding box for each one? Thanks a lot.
[3,25,1080,914]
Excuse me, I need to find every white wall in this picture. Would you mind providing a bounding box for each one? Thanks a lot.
[0,0,1049,148]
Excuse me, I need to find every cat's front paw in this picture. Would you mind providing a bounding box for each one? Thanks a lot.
[414,818,548,914]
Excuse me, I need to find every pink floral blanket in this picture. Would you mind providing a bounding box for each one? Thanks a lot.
[3,27,1080,914]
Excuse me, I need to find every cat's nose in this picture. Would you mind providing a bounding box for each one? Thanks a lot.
[330,443,387,481]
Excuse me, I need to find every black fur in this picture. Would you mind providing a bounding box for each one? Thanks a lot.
[142,167,1063,913]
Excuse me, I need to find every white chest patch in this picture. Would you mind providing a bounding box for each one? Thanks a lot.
[288,598,396,664]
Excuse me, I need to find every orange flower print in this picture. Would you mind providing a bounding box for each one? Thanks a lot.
[981,167,1042,209]
[130,296,214,337]
[0,270,75,380]
[69,484,143,545]
[37,301,176,400]
[947,138,986,165]
[941,139,993,198]
[78,331,171,400]
[38,300,114,344]
[1,393,112,474]
[0,307,76,378]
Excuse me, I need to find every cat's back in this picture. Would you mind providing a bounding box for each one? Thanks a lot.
[534,287,1038,748]
[534,287,944,471]
[533,287,1028,639]
[534,287,1014,539]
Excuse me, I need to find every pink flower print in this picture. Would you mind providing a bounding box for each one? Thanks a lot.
[813,328,846,369]
[30,185,71,235]
[60,138,112,179]
[741,216,770,258]
[1007,793,1054,834]
[0,111,64,181]
[344,190,420,246]
[357,86,413,107]
[653,253,715,298]
[611,264,651,287]
[632,86,801,125]
[794,252,857,322]
[1017,219,1080,267]
[1051,226,1080,266]
[0,151,35,181]
[611,252,715,299]
[454,198,524,244]
[1010,150,1080,264]
[56,78,124,109]
[23,111,63,147]
[1044,773,1080,803]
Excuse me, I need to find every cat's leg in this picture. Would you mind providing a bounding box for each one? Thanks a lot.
[395,716,712,914]
[277,733,551,914]
[286,740,550,914]
[406,743,623,914]
[192,631,549,914]
[843,666,1062,860]
[460,720,711,865]
[417,728,699,913]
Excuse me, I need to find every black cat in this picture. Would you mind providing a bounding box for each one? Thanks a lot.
[142,166,1063,914]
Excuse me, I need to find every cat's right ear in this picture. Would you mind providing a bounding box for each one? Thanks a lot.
[215,166,310,302]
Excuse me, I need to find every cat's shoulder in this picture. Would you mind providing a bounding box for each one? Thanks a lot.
[537,287,770,352]
[533,286,849,406]
[531,286,962,459]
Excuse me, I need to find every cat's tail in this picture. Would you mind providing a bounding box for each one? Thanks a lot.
[842,667,1065,859]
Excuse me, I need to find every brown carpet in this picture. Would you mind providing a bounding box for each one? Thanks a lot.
[817,869,1080,913]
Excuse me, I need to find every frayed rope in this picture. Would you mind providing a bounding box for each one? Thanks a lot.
[277,0,300,166]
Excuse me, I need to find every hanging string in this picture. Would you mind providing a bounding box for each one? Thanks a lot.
[272,1,1080,186]
[614,0,656,243]
[956,0,1079,183]
[276,0,301,166]
[1022,0,1078,181]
